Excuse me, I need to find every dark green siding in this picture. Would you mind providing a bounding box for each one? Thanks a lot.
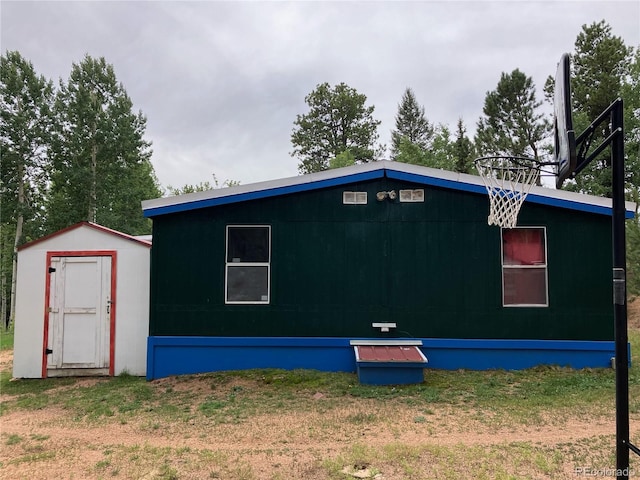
[149,178,613,341]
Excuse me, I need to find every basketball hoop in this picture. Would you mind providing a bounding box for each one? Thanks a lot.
[474,155,542,229]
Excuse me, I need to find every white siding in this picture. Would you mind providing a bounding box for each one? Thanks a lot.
[12,224,150,378]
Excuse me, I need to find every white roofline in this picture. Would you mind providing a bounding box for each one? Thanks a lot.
[142,161,636,218]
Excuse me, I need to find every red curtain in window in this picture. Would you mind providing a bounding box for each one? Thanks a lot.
[502,229,545,266]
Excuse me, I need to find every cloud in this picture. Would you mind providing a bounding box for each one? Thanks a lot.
[2,0,638,191]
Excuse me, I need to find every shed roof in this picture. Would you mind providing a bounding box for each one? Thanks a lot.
[17,222,152,252]
[141,161,636,219]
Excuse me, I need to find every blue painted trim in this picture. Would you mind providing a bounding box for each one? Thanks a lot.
[146,336,628,380]
[145,166,635,219]
[525,192,635,219]
[419,338,629,371]
[386,170,634,218]
[146,336,357,380]
[143,170,384,217]
[385,170,487,195]
[356,363,425,385]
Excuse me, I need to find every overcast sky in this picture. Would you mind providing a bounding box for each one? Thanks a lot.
[2,1,639,194]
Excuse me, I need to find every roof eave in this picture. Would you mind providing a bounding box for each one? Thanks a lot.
[142,162,636,219]
[18,222,152,251]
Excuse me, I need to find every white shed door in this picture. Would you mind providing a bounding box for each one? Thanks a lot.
[47,256,111,375]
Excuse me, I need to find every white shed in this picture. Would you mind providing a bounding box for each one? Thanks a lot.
[13,222,151,378]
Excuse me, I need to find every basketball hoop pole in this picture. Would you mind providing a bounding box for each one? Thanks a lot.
[574,98,635,479]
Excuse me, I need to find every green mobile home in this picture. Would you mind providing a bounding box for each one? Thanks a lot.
[142,161,635,380]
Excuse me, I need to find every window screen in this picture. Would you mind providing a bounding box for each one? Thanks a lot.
[227,227,270,263]
[501,228,548,306]
[226,266,269,302]
[226,226,270,304]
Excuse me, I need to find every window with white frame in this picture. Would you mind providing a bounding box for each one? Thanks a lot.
[501,227,548,307]
[225,225,270,304]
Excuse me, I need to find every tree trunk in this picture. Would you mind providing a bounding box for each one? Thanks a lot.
[88,89,99,223]
[1,270,7,329]
[9,163,25,328]
[532,145,542,187]
[89,131,97,223]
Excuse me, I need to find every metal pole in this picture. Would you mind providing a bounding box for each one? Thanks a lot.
[610,98,629,479]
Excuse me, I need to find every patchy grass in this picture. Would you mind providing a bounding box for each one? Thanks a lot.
[1,297,639,479]
[319,438,619,480]
[0,363,623,428]
[0,329,13,351]
[0,358,626,428]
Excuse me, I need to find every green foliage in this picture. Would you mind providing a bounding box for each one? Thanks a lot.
[291,82,382,174]
[329,150,356,169]
[2,51,162,325]
[623,50,640,295]
[475,69,549,159]
[167,181,214,196]
[1,51,54,325]
[390,88,461,172]
[564,21,634,198]
[572,21,632,121]
[628,220,640,296]
[395,124,455,170]
[0,329,13,350]
[390,88,433,160]
[621,48,640,208]
[46,55,160,235]
[5,433,22,445]
[166,174,240,196]
[548,23,638,289]
[453,118,475,173]
[0,51,52,232]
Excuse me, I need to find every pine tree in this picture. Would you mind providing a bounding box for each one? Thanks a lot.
[622,48,640,210]
[390,88,433,160]
[566,21,633,197]
[452,119,475,174]
[475,69,549,160]
[395,124,455,170]
[621,48,640,296]
[291,82,382,174]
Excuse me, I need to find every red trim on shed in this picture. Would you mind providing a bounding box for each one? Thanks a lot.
[41,250,117,378]
[20,222,151,252]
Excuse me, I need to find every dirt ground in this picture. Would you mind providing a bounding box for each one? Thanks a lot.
[1,298,640,480]
[629,295,640,329]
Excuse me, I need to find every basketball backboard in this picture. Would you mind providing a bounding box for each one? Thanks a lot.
[554,53,577,189]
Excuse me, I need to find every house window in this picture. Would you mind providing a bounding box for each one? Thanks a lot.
[343,191,367,204]
[501,227,548,307]
[225,225,270,304]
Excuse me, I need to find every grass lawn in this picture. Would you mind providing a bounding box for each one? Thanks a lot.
[0,329,13,351]
[1,300,639,479]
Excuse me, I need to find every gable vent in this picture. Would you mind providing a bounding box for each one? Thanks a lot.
[343,191,368,205]
[399,189,425,202]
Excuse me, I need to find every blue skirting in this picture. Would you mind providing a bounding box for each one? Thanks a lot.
[356,362,427,385]
[146,336,628,381]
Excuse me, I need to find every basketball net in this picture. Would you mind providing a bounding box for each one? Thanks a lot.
[474,156,541,229]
